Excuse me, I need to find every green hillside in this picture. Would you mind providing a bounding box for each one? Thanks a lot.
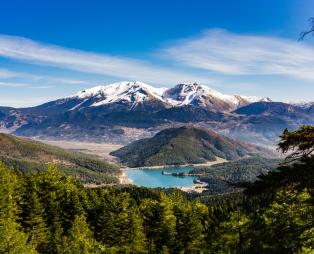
[0,133,119,184]
[189,157,281,194]
[111,126,274,167]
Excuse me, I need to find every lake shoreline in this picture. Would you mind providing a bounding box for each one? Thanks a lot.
[126,157,227,170]
[119,169,133,185]
[123,166,212,192]
[119,158,228,192]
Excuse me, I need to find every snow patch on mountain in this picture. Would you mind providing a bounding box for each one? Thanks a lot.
[289,101,314,109]
[68,81,271,111]
[70,81,168,108]
[162,83,270,109]
[242,96,272,103]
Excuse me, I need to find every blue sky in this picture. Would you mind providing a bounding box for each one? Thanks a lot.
[0,0,314,107]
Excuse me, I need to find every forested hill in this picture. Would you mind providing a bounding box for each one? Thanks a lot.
[0,133,119,184]
[111,126,275,167]
[192,157,281,184]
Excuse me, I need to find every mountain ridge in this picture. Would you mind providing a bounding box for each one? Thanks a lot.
[62,81,271,112]
[0,81,313,146]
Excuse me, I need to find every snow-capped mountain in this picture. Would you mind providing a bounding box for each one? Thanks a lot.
[0,80,313,145]
[41,81,170,113]
[162,83,271,112]
[62,81,271,112]
[73,81,167,108]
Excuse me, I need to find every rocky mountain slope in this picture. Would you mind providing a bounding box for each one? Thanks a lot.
[14,81,268,114]
[0,81,313,146]
[162,83,270,112]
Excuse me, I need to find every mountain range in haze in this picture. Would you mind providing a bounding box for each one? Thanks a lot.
[0,81,313,147]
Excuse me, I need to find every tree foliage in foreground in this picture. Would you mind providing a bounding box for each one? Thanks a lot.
[0,165,312,253]
[0,125,313,253]
[279,125,314,162]
[300,17,314,40]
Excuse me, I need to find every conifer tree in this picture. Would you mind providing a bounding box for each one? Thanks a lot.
[140,195,177,253]
[38,165,65,253]
[0,217,38,254]
[0,163,37,253]
[21,183,49,252]
[260,188,314,253]
[62,214,101,254]
[95,192,147,252]
[213,209,252,253]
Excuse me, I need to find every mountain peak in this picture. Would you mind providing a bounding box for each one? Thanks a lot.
[70,81,167,109]
[61,81,272,112]
[162,82,271,111]
[162,82,208,106]
[74,81,162,99]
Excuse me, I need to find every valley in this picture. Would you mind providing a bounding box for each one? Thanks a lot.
[0,81,296,195]
[0,133,120,184]
[36,138,122,162]
[28,125,278,193]
[0,127,280,194]
[0,83,291,192]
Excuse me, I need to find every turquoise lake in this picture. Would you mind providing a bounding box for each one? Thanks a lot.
[125,166,197,188]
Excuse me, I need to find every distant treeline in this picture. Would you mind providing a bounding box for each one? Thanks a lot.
[191,157,281,194]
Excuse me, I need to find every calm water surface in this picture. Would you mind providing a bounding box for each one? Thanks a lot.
[125,166,197,188]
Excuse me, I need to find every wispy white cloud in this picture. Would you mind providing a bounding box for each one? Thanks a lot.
[0,68,89,86]
[50,78,88,85]
[1,30,314,100]
[0,34,211,85]
[0,68,22,78]
[29,85,54,89]
[0,81,53,89]
[0,96,56,107]
[161,29,314,80]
